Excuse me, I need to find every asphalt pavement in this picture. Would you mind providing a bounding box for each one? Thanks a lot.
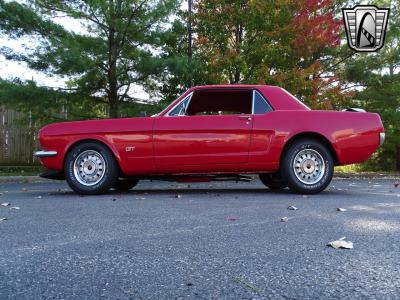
[1,177,400,299]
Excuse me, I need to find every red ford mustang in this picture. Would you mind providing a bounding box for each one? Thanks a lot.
[34,85,384,195]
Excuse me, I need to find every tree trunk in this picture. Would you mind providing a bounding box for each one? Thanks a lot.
[107,2,119,119]
[396,146,400,171]
[109,101,119,119]
[187,0,193,88]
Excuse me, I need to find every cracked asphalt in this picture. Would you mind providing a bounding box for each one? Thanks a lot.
[1,177,400,299]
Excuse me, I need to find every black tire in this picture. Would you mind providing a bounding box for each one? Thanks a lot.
[281,139,334,194]
[64,141,118,195]
[112,178,139,192]
[259,173,287,190]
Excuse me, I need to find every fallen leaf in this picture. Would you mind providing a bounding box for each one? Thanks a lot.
[281,217,289,222]
[0,218,7,222]
[22,188,27,191]
[232,276,261,293]
[135,197,146,200]
[1,203,10,207]
[35,196,42,199]
[302,195,308,198]
[175,194,182,199]
[337,208,348,212]
[112,198,117,202]
[287,206,298,211]
[394,182,400,188]
[10,206,20,210]
[327,237,353,249]
[227,216,238,221]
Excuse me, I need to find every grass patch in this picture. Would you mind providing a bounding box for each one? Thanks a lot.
[0,166,43,176]
[334,164,363,173]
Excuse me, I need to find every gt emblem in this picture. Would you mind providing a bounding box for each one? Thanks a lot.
[342,5,389,52]
[125,146,136,152]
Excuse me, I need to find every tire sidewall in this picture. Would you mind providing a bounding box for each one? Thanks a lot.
[283,140,333,194]
[65,142,118,195]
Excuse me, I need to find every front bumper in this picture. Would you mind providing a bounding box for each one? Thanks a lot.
[34,150,58,158]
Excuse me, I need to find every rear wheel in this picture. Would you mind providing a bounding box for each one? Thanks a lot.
[64,142,118,195]
[281,139,333,194]
[259,173,287,190]
[112,178,139,192]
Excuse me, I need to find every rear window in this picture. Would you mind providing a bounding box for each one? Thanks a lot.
[253,91,273,114]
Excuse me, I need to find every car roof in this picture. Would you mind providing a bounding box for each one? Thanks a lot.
[192,84,269,89]
[159,85,309,116]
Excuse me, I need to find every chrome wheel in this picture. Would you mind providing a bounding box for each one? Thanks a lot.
[293,149,325,185]
[73,150,106,186]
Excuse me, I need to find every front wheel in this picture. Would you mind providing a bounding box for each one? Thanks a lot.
[64,142,118,195]
[281,139,333,194]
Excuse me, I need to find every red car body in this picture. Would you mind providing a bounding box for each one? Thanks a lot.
[37,85,384,179]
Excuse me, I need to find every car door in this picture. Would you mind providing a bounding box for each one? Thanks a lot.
[153,89,254,171]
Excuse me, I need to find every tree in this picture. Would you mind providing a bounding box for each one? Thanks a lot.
[344,0,400,170]
[190,0,349,109]
[0,0,178,118]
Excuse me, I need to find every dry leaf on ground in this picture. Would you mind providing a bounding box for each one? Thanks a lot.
[1,203,10,207]
[287,206,298,211]
[281,217,289,222]
[337,208,348,212]
[327,237,353,249]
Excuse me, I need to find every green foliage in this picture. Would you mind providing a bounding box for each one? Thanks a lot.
[0,78,158,127]
[344,0,400,170]
[0,0,399,171]
[0,0,178,117]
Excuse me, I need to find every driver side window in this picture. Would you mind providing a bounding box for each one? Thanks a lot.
[186,90,252,116]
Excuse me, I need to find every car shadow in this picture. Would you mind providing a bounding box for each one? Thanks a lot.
[47,187,350,197]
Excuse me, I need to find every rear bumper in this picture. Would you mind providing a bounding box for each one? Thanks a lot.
[34,150,58,158]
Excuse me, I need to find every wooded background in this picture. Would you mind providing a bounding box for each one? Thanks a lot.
[0,0,399,170]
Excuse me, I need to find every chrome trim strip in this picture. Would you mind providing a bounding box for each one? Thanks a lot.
[34,150,58,158]
[252,90,256,114]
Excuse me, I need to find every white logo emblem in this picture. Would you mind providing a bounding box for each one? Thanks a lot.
[342,5,390,52]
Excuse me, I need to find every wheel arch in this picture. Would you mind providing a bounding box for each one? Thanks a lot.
[63,138,124,175]
[281,132,339,165]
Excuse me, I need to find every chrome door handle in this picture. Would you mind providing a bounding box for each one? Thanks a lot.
[239,116,252,121]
